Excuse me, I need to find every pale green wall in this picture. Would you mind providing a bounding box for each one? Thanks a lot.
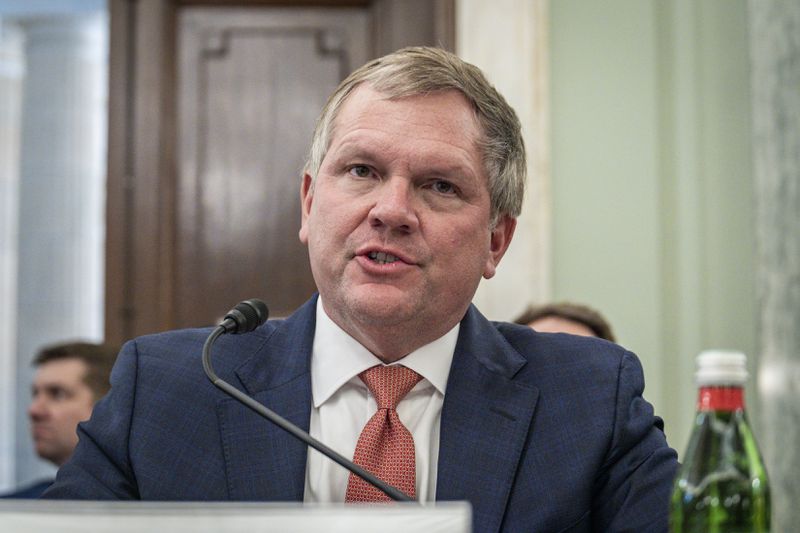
[549,0,755,455]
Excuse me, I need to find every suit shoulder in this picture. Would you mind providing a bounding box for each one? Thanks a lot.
[123,319,283,371]
[494,321,631,377]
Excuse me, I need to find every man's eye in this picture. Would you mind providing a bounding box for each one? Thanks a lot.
[432,180,456,195]
[349,165,372,178]
[49,388,69,401]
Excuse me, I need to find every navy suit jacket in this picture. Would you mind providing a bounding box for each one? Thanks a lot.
[45,295,678,532]
[0,479,53,499]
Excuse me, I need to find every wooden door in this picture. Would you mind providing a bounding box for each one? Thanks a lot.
[105,0,454,344]
[177,8,370,325]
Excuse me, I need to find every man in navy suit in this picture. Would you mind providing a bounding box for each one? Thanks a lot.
[45,47,678,531]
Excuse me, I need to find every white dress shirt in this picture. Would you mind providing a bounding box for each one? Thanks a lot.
[303,298,458,503]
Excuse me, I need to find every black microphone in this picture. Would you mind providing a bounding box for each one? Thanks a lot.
[202,299,414,503]
[219,299,269,334]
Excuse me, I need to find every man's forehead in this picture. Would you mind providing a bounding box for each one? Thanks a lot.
[329,85,483,150]
[35,358,89,384]
[341,83,474,117]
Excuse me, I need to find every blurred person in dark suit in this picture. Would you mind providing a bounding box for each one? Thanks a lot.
[1,342,116,499]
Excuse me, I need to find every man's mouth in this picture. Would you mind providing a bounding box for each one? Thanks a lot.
[368,251,400,265]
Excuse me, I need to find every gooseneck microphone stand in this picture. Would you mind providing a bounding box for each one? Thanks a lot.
[201,299,414,503]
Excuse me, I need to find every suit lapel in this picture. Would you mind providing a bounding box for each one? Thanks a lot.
[437,306,539,533]
[217,297,317,501]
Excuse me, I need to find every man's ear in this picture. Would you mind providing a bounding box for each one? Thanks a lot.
[298,173,314,244]
[483,215,517,279]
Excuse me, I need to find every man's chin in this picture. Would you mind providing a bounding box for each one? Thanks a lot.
[343,289,420,325]
[34,445,56,463]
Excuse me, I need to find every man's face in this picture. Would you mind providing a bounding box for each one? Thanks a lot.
[28,358,95,467]
[300,86,515,358]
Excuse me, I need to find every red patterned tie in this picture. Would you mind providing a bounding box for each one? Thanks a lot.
[345,365,423,502]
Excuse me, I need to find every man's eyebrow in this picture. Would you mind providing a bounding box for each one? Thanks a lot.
[329,140,380,159]
[35,383,70,392]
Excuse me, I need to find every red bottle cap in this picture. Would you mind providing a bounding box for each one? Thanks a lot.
[697,386,745,412]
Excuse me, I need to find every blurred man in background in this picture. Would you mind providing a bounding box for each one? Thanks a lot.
[514,301,616,342]
[1,341,116,498]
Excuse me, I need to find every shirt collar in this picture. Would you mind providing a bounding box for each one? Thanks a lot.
[310,297,458,407]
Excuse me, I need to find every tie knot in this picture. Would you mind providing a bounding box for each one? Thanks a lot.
[359,365,422,410]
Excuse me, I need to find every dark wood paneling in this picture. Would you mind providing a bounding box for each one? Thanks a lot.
[106,0,179,344]
[177,10,369,324]
[131,0,178,335]
[181,1,371,6]
[105,0,133,345]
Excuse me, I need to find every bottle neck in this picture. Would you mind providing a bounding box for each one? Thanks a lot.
[697,385,745,412]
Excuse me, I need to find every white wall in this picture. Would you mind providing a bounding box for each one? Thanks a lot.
[458,0,552,318]
[0,0,108,490]
[0,19,24,491]
[550,0,755,456]
[459,0,755,457]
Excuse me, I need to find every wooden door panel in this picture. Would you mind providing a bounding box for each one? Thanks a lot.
[178,8,369,325]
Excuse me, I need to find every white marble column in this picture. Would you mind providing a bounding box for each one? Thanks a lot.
[14,13,107,486]
[749,1,800,531]
[457,0,552,320]
[0,19,24,492]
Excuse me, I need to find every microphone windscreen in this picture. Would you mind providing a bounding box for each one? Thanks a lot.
[223,299,269,334]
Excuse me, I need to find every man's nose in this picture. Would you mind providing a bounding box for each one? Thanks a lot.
[367,177,419,233]
[28,395,48,420]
